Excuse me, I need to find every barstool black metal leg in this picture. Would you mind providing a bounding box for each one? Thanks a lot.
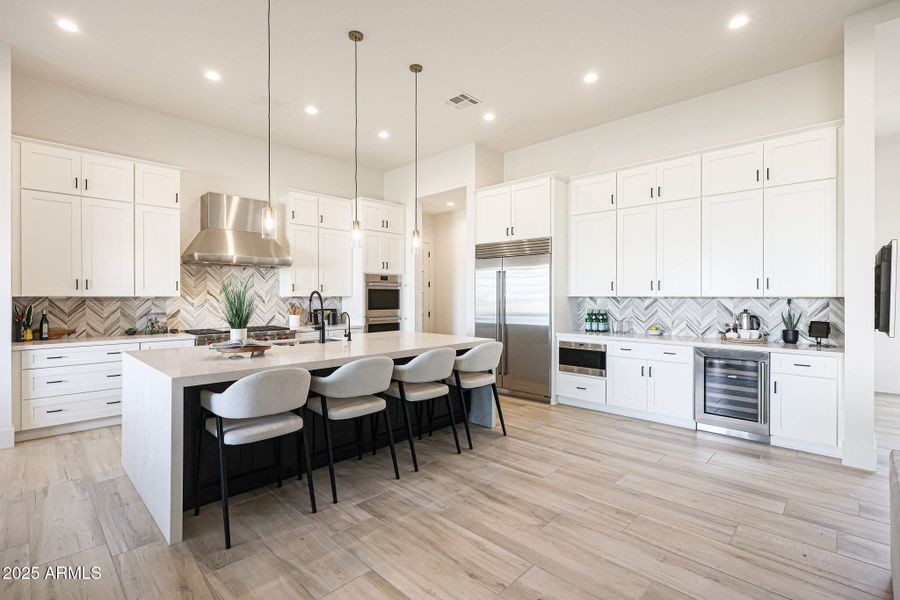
[320,397,338,503]
[274,436,282,488]
[398,383,418,472]
[355,417,363,460]
[214,416,231,549]
[371,412,378,456]
[295,424,303,482]
[383,408,400,480]
[443,394,462,454]
[299,427,316,513]
[490,381,508,436]
[417,402,423,440]
[428,398,434,437]
[454,371,473,450]
[193,406,204,516]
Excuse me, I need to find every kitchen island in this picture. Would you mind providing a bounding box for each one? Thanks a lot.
[122,331,492,544]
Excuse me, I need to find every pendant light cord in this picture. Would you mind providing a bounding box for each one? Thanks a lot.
[354,37,359,216]
[267,0,271,208]
[414,68,418,229]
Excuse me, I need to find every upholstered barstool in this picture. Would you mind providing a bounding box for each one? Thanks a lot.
[194,368,316,549]
[384,347,459,472]
[448,341,506,445]
[308,357,398,504]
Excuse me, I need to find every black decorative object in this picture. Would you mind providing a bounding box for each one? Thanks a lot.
[808,320,831,346]
[782,329,800,344]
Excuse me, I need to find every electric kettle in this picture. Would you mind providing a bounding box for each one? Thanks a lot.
[737,309,761,331]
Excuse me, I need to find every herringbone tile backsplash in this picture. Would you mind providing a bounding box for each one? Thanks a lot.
[14,264,342,338]
[578,297,845,345]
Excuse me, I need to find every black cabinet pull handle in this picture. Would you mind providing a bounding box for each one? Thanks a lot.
[621,348,631,351]
[511,226,514,236]
[650,280,654,291]
[575,386,587,391]
[794,363,811,368]
[650,187,654,198]
[75,279,79,290]
[766,168,770,180]
[47,380,64,384]
[506,227,509,236]
[774,381,778,393]
[756,278,760,289]
[663,351,676,355]
[175,281,179,291]
[106,400,121,405]
[641,366,645,376]
[610,281,614,291]
[291,210,295,219]
[84,178,88,190]
[386,220,389,228]
[756,169,760,182]
[46,356,64,360]
[107,351,121,355]
[610,194,614,205]
[657,186,661,197]
[175,192,179,203]
[74,177,79,189]
[657,280,661,291]
[649,366,653,377]
[85,279,89,290]
[766,277,770,289]
[46,409,63,414]
[107,374,122,378]
[320,214,324,223]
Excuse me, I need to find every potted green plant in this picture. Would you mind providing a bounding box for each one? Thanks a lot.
[221,278,255,342]
[782,299,801,345]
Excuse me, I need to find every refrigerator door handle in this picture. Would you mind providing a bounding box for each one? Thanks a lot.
[501,269,509,376]
[495,270,503,352]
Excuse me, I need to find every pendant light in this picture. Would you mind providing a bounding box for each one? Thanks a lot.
[350,30,363,244]
[262,0,276,238]
[410,63,422,253]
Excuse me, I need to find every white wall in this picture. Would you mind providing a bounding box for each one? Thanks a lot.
[875,140,900,394]
[0,43,12,449]
[11,75,384,251]
[504,56,844,180]
[426,209,467,335]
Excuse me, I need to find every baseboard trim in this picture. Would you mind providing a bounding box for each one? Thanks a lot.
[557,396,696,430]
[14,416,121,442]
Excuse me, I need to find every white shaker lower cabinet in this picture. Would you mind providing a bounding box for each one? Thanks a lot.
[763,180,837,297]
[135,204,180,296]
[82,197,135,296]
[769,352,840,457]
[617,204,656,296]
[701,189,764,297]
[20,190,82,297]
[647,360,694,420]
[608,356,649,410]
[656,197,701,296]
[569,211,616,296]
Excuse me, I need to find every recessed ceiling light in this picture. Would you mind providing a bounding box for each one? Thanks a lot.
[204,70,221,82]
[305,105,319,115]
[583,71,599,84]
[446,201,455,206]
[728,14,750,29]
[483,112,496,122]
[378,130,390,139]
[56,18,79,33]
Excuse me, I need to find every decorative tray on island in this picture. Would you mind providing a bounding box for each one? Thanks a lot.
[720,334,769,345]
[209,339,272,358]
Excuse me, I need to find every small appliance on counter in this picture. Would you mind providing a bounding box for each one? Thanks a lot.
[808,320,834,347]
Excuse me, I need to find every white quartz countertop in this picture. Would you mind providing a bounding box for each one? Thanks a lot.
[123,331,490,385]
[557,331,844,356]
[12,332,196,351]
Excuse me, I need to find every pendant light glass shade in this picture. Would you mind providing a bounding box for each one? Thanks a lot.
[351,218,362,245]
[410,63,422,255]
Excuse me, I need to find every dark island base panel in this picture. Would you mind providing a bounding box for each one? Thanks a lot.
[183,361,472,510]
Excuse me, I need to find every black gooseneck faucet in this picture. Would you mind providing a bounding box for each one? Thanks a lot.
[308,290,326,344]
[340,312,352,341]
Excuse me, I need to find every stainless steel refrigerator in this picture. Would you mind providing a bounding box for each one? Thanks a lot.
[475,238,551,401]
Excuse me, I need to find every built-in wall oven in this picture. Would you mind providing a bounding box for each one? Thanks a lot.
[364,274,401,332]
[558,340,606,377]
[694,348,769,442]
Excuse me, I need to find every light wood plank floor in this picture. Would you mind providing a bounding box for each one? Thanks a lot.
[1,395,897,600]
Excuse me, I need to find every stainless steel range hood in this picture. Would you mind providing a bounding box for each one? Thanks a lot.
[182,192,292,267]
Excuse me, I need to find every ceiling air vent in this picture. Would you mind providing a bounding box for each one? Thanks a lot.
[250,92,288,112]
[445,92,481,110]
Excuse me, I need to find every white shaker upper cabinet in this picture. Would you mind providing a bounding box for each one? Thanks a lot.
[655,155,701,203]
[287,191,318,227]
[616,165,656,209]
[280,224,318,297]
[763,180,837,297]
[702,142,764,196]
[81,153,134,203]
[475,186,512,244]
[135,204,180,297]
[510,178,551,239]
[570,172,616,214]
[82,197,134,297]
[763,127,837,188]
[569,212,616,296]
[20,142,82,195]
[363,231,404,275]
[20,190,82,297]
[359,198,404,234]
[656,197,701,296]
[318,196,352,231]
[617,204,656,296]
[702,189,764,297]
[318,228,352,297]
[134,163,180,208]
[381,233,404,275]
[380,202,405,236]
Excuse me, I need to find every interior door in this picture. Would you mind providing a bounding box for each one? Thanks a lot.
[617,204,656,296]
[135,204,180,296]
[319,228,352,297]
[763,180,837,297]
[571,172,616,214]
[702,189,764,296]
[20,142,81,195]
[569,212,616,296]
[475,258,502,344]
[656,197,701,296]
[763,127,836,187]
[616,165,656,208]
[500,254,550,398]
[81,152,134,202]
[510,178,551,239]
[20,190,82,296]
[475,187,511,244]
[82,197,134,296]
[655,155,701,202]
[609,356,648,410]
[702,142,764,196]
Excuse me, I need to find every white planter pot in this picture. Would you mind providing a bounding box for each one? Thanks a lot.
[229,328,247,342]
[288,315,302,330]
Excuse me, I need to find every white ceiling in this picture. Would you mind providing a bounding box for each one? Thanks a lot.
[876,17,900,141]
[1,0,887,171]
[421,188,466,215]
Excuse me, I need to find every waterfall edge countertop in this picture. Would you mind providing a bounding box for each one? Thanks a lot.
[121,331,492,545]
[557,331,844,356]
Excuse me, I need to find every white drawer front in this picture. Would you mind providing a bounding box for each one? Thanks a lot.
[22,362,123,400]
[770,353,838,379]
[22,343,138,369]
[557,373,607,404]
[138,339,194,350]
[608,341,693,363]
[22,389,122,430]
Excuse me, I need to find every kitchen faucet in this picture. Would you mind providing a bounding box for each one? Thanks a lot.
[308,290,326,344]
[340,312,352,341]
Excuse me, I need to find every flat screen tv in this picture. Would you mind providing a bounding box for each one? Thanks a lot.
[875,239,897,337]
